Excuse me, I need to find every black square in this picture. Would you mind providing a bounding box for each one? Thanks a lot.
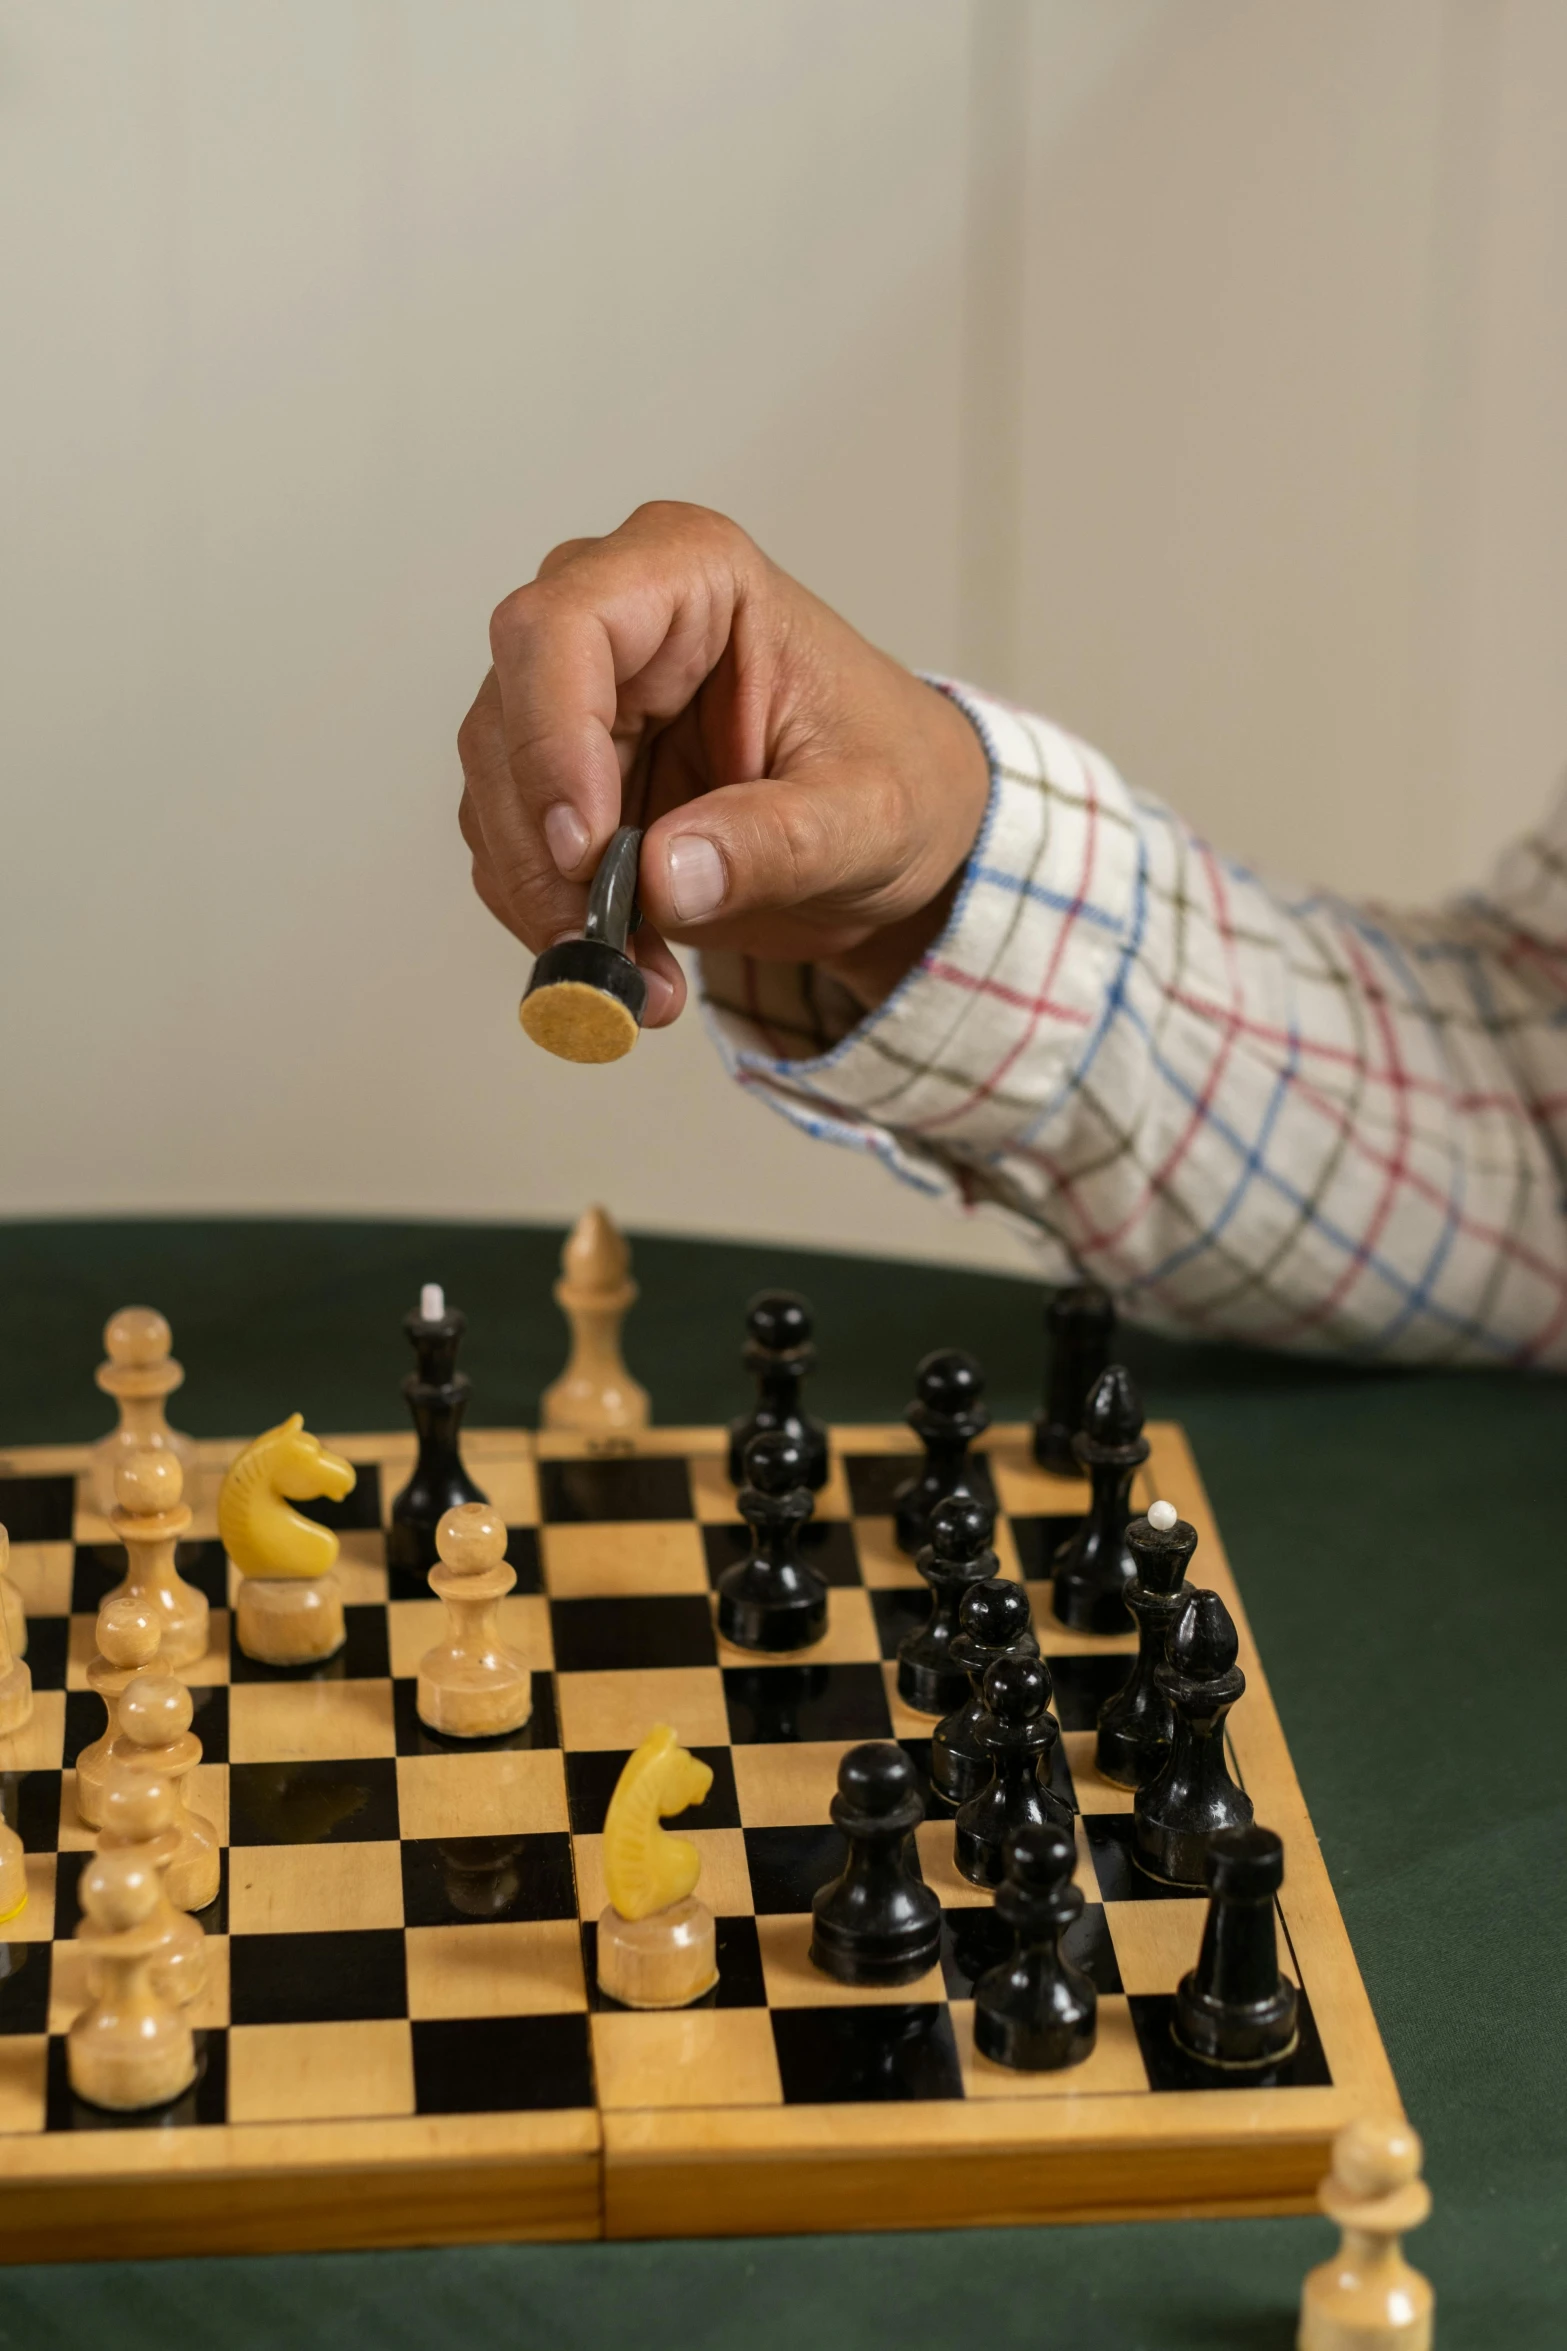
[772,2004,963,2104]
[54,1847,228,1939]
[229,1606,389,1684]
[1081,1814,1204,1903]
[550,1595,715,1675]
[723,1663,892,1745]
[45,2030,227,2131]
[0,1940,50,2035]
[700,1522,862,1589]
[1130,1987,1332,2093]
[538,1457,692,1524]
[19,1617,68,1694]
[400,1831,577,1926]
[293,1464,382,1532]
[392,1673,559,1759]
[868,1587,930,1661]
[1008,1514,1084,1580]
[743,1825,846,1915]
[70,1540,228,1617]
[411,2013,593,2113]
[228,1758,402,1848]
[565,1746,738,1835]
[581,1912,765,2011]
[0,1476,74,1542]
[842,1454,996,1519]
[188,1685,229,1763]
[1045,1652,1133,1732]
[12,1771,60,1854]
[173,1542,232,1609]
[937,1901,1122,1999]
[229,1927,407,2024]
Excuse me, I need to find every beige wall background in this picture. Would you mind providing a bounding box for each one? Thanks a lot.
[3,1,1564,1272]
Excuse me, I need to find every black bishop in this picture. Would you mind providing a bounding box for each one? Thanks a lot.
[1094,1498,1197,1789]
[1133,1587,1253,1886]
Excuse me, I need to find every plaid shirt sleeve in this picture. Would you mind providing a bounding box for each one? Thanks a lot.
[699,682,1567,1368]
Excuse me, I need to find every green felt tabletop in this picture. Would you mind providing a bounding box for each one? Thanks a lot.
[0,1217,1561,2351]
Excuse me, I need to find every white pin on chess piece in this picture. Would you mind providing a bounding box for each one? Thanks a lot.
[421,1283,446,1322]
[1146,1498,1179,1533]
[1299,2118,1434,2350]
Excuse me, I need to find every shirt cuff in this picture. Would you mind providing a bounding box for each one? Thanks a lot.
[697,680,1142,1200]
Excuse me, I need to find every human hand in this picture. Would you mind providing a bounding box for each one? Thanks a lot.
[458,502,992,1028]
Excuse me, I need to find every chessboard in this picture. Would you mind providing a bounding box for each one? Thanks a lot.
[0,1416,1398,2260]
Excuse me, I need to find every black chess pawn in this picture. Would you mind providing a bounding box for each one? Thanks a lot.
[716,1430,829,1654]
[436,1833,527,1919]
[387,1286,487,1573]
[1134,1588,1253,1886]
[810,1742,942,1987]
[726,1291,829,1489]
[954,1652,1071,1888]
[1094,1500,1198,1788]
[1032,1282,1116,1476]
[896,1496,1000,1716]
[1171,1825,1299,2068]
[893,1349,990,1556]
[931,1577,1039,1807]
[973,1824,1096,2071]
[1050,1364,1150,1633]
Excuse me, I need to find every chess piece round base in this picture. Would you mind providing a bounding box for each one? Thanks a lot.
[0,1823,26,1924]
[975,1982,1096,2073]
[69,2012,196,2113]
[0,1657,32,1741]
[896,1652,970,1716]
[929,1743,988,1808]
[809,1901,940,1987]
[717,1578,827,1654]
[416,1652,532,1739]
[1172,1971,1298,2069]
[1049,1567,1136,1637]
[1092,1726,1152,1791]
[596,1896,717,2009]
[1,1580,25,1663]
[956,1807,1080,1892]
[235,1573,346,1666]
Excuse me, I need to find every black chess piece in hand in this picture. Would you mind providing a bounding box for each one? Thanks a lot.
[931,1577,1040,1806]
[1134,1588,1253,1885]
[1033,1283,1116,1475]
[726,1291,828,1489]
[388,1288,488,1573]
[1094,1499,1198,1789]
[810,1742,942,1986]
[1172,1824,1298,2068]
[954,1652,1071,1888]
[974,1824,1096,2071]
[717,1430,829,1654]
[1050,1364,1149,1633]
[893,1349,990,1556]
[896,1496,999,1716]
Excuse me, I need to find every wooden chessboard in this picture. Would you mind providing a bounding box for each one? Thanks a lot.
[0,1419,1398,2260]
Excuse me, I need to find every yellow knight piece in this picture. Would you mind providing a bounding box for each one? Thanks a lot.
[218,1415,357,1666]
[597,1725,718,2008]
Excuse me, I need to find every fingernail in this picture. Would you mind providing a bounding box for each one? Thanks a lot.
[544,802,590,874]
[666,834,725,922]
[641,966,676,1021]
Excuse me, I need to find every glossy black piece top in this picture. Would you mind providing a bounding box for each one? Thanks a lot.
[1034,1282,1117,1475]
[727,1290,827,1489]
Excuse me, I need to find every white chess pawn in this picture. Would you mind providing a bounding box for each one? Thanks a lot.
[74,1596,162,1831]
[416,1504,531,1738]
[541,1207,649,1440]
[89,1306,198,1518]
[0,1524,27,1662]
[105,1451,208,1671]
[68,1847,196,2112]
[1299,2117,1434,2350]
[0,1554,31,1742]
[102,1672,220,1912]
[90,1768,207,2007]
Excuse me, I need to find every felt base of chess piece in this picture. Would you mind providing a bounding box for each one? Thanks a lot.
[519,825,648,1063]
[597,1894,718,2008]
[896,1496,999,1716]
[974,1824,1096,2071]
[1134,1588,1253,1887]
[388,1292,488,1574]
[893,1349,990,1556]
[726,1291,829,1489]
[68,1850,196,2113]
[1095,1502,1197,1789]
[1172,1825,1297,2067]
[0,1821,26,1926]
[717,1431,828,1654]
[236,1572,346,1666]
[954,1653,1071,1889]
[1032,1281,1115,1476]
[1299,2119,1434,2351]
[931,1578,1040,1807]
[810,1743,941,1987]
[1051,1364,1149,1634]
[107,1451,209,1670]
[416,1504,532,1738]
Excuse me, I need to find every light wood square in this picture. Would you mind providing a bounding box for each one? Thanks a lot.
[405,1919,585,2018]
[7,1854,57,1942]
[228,2019,415,2123]
[228,1840,404,1935]
[228,1679,396,1763]
[470,1455,540,1527]
[0,2038,46,2133]
[187,1762,229,1848]
[729,1741,854,1829]
[714,1585,879,1670]
[5,1543,74,1619]
[1061,1731,1135,1814]
[0,1690,63,1773]
[573,1829,752,1920]
[913,1820,992,1910]
[333,1535,391,1605]
[387,1593,550,1680]
[853,1517,918,1589]
[987,1443,1088,1520]
[757,1913,946,2007]
[50,1934,229,2032]
[592,2006,782,2110]
[369,1439,417,1514]
[952,1995,1150,2097]
[1028,1594,1139,1660]
[688,1453,740,1525]
[395,1747,567,1840]
[542,1522,708,1599]
[555,1667,729,1752]
[1105,1898,1209,1996]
